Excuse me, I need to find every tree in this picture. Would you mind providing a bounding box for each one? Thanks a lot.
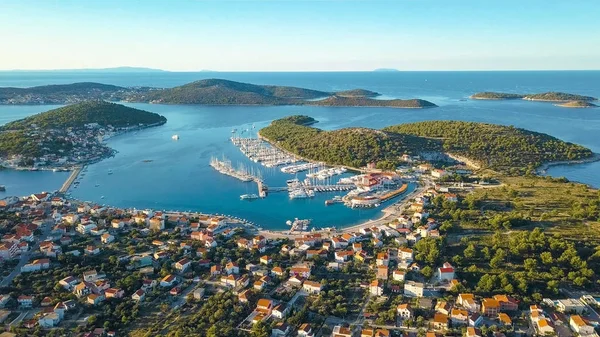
[421,266,434,279]
[251,321,270,337]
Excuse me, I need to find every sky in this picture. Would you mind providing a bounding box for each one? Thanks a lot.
[1,0,600,71]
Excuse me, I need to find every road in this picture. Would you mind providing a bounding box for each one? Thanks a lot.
[1,218,54,287]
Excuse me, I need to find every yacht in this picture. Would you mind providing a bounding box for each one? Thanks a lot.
[172,134,179,140]
[240,194,259,200]
[289,189,308,199]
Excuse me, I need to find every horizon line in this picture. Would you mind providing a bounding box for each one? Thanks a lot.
[1,68,600,73]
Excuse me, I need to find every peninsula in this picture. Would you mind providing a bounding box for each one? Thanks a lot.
[471,91,597,105]
[0,79,437,108]
[0,100,166,169]
[261,116,594,174]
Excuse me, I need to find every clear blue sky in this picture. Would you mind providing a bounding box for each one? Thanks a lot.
[2,0,599,71]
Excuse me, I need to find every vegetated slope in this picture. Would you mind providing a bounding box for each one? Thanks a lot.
[524,92,597,102]
[260,115,441,168]
[470,92,525,100]
[333,89,380,97]
[0,82,128,103]
[141,79,330,104]
[307,96,437,108]
[384,121,593,174]
[556,100,598,108]
[2,100,166,130]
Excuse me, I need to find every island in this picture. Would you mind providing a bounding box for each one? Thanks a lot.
[470,91,598,106]
[0,79,437,109]
[555,100,598,108]
[260,116,594,174]
[0,100,166,169]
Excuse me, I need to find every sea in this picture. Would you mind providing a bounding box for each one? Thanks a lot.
[1,71,599,230]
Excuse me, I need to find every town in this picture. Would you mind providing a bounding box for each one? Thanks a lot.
[0,162,598,337]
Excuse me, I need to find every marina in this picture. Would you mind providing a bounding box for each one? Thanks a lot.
[231,136,301,168]
[209,156,262,183]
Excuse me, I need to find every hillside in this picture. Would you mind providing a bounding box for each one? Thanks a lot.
[556,100,598,108]
[0,82,130,104]
[260,116,441,169]
[524,92,597,102]
[383,121,593,174]
[137,79,330,105]
[306,96,437,108]
[470,92,525,100]
[2,100,166,130]
[333,89,380,98]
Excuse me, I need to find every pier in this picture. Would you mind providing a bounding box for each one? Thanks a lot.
[59,166,83,193]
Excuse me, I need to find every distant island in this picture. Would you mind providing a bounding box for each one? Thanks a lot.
[2,66,167,73]
[0,78,436,108]
[555,100,597,108]
[0,101,166,169]
[471,91,597,106]
[260,116,593,174]
[373,68,400,72]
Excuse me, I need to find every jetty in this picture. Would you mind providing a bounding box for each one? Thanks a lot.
[210,156,260,182]
[59,166,83,193]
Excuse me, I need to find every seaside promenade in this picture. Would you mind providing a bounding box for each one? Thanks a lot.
[59,166,82,193]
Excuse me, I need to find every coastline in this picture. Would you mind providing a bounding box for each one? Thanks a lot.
[535,153,600,175]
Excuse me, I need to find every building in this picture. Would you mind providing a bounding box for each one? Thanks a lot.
[404,281,424,297]
[160,275,176,287]
[451,308,469,325]
[569,315,594,335]
[392,269,405,282]
[18,295,33,308]
[370,280,384,296]
[175,258,191,272]
[132,289,145,302]
[557,299,586,314]
[272,303,290,319]
[537,318,554,335]
[481,298,500,317]
[436,262,455,282]
[498,313,512,326]
[457,294,479,312]
[397,303,412,319]
[376,265,389,280]
[433,313,449,330]
[332,325,353,337]
[493,295,518,311]
[100,234,114,244]
[303,280,322,294]
[256,298,273,315]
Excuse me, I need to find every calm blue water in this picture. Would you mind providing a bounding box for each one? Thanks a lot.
[1,71,599,228]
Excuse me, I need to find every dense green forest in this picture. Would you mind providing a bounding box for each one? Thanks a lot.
[0,130,43,158]
[271,115,317,126]
[2,101,166,130]
[524,92,597,101]
[383,121,593,174]
[260,116,441,168]
[0,82,124,97]
[306,96,436,108]
[470,92,525,99]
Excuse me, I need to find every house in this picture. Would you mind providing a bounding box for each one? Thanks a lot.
[271,266,285,277]
[437,262,455,282]
[537,318,554,335]
[481,298,500,317]
[160,274,176,287]
[376,252,389,266]
[272,303,290,319]
[83,270,100,282]
[404,281,424,297]
[457,294,479,312]
[74,282,93,297]
[256,298,273,315]
[21,259,50,272]
[175,258,191,272]
[287,276,304,288]
[433,313,449,330]
[225,262,239,275]
[84,245,100,255]
[374,329,390,337]
[376,265,389,280]
[435,301,451,315]
[370,280,384,296]
[331,237,348,249]
[333,325,353,337]
[392,269,405,282]
[100,233,114,244]
[399,247,414,261]
[303,280,322,294]
[38,312,61,328]
[104,288,124,299]
[0,242,19,259]
[498,313,512,326]
[493,295,518,311]
[210,265,221,276]
[149,217,165,231]
[569,315,594,335]
[40,296,53,307]
[466,327,482,337]
[290,265,311,278]
[335,250,354,262]
[397,303,412,319]
[18,295,34,308]
[297,323,314,337]
[132,289,145,302]
[557,299,586,314]
[451,309,469,325]
[77,222,97,234]
[87,294,104,306]
[469,313,483,327]
[260,255,272,265]
[271,322,291,337]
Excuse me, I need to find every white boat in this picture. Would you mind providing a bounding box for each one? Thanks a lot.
[172,135,180,140]
[240,194,259,200]
[289,189,308,199]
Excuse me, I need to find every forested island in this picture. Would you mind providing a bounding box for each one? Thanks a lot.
[261,116,594,174]
[471,91,597,104]
[0,79,436,108]
[0,101,166,168]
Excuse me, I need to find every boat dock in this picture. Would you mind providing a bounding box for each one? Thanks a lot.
[59,166,83,193]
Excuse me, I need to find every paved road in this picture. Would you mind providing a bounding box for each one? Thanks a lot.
[1,219,54,287]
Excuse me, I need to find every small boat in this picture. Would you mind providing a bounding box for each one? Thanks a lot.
[0,185,5,192]
[100,196,105,199]
[172,134,180,140]
[231,128,237,133]
[108,169,113,175]
[95,184,100,187]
